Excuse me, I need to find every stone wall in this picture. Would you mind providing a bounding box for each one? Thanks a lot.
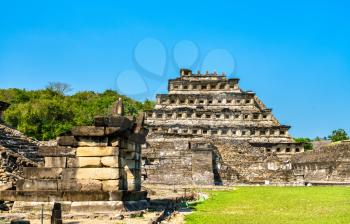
[292,142,350,183]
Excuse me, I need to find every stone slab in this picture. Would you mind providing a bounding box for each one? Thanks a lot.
[71,126,105,137]
[62,168,119,180]
[0,190,147,202]
[58,179,102,191]
[76,147,118,157]
[57,136,78,147]
[94,116,133,129]
[23,168,63,179]
[101,156,119,167]
[17,179,58,191]
[77,137,108,147]
[70,201,123,213]
[67,157,102,168]
[12,201,72,213]
[39,146,76,157]
[102,180,119,192]
[44,157,67,168]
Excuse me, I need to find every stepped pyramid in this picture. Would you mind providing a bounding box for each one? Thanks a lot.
[143,69,304,185]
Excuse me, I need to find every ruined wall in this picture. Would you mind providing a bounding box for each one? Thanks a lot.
[0,123,41,187]
[0,107,149,214]
[292,142,350,183]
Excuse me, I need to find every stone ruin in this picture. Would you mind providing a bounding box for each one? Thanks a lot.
[292,141,350,185]
[143,68,305,185]
[0,102,41,190]
[0,99,149,215]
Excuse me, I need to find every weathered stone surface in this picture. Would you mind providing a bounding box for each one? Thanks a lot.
[17,179,58,191]
[104,127,120,135]
[76,147,118,157]
[94,116,132,129]
[101,180,119,191]
[39,146,76,157]
[11,201,72,213]
[58,179,102,191]
[0,190,147,202]
[57,136,77,147]
[23,167,63,179]
[77,137,108,147]
[62,168,119,180]
[101,156,119,167]
[71,126,105,137]
[44,157,67,168]
[67,157,101,168]
[70,201,123,213]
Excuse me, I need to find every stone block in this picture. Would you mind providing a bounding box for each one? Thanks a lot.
[62,168,119,180]
[67,157,101,168]
[105,127,120,135]
[58,179,102,191]
[0,190,147,202]
[23,168,63,179]
[70,201,123,213]
[17,179,58,191]
[45,157,67,168]
[39,146,76,157]
[94,116,133,130]
[102,180,119,191]
[76,147,118,157]
[101,156,119,167]
[77,137,108,147]
[57,136,78,147]
[12,201,72,213]
[71,126,105,137]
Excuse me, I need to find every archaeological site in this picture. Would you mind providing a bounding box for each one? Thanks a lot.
[0,69,349,221]
[143,69,350,186]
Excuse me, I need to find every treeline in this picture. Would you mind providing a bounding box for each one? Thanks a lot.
[295,129,349,151]
[0,86,155,140]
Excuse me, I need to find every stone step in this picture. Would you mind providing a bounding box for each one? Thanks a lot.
[0,190,147,202]
[23,167,63,179]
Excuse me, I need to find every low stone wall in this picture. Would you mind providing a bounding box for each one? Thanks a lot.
[292,142,350,183]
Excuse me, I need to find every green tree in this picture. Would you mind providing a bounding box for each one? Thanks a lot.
[0,87,154,140]
[294,138,313,151]
[328,129,349,142]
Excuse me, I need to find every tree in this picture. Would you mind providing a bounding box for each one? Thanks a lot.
[294,138,313,151]
[328,129,349,142]
[46,82,72,95]
[0,88,149,140]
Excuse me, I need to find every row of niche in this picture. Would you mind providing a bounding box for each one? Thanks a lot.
[158,97,254,105]
[147,111,272,121]
[169,82,237,91]
[149,127,288,136]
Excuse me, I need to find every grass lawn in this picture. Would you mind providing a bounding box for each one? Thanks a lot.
[185,187,350,224]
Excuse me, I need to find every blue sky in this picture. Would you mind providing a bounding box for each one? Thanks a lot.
[0,0,349,138]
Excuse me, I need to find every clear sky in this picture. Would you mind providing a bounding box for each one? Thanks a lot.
[0,0,349,138]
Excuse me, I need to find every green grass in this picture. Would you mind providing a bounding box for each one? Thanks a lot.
[185,187,350,224]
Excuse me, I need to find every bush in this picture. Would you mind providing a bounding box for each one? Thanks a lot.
[0,87,155,140]
[294,138,313,151]
[328,129,349,142]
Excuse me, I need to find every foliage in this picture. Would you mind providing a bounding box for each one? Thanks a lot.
[0,87,155,140]
[328,129,349,142]
[294,138,313,151]
[185,187,350,224]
